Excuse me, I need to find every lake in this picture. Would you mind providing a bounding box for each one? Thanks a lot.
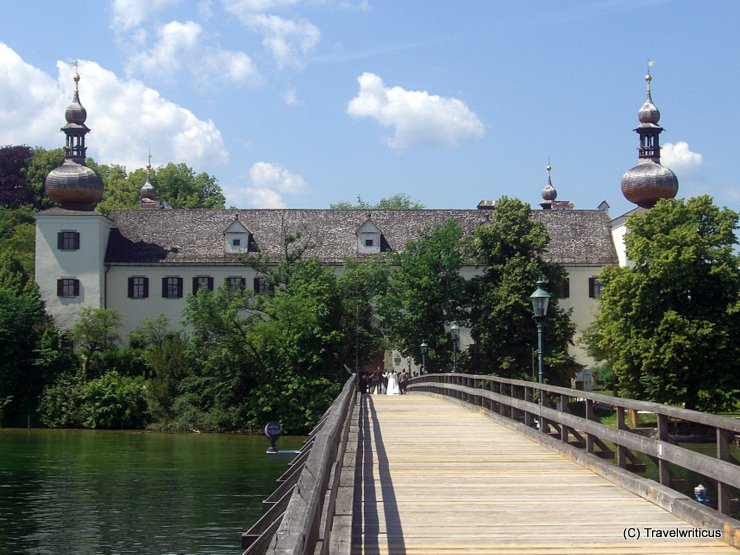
[0,429,304,554]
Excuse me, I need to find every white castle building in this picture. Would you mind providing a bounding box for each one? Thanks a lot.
[35,71,678,371]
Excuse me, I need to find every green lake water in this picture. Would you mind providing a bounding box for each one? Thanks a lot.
[0,429,304,554]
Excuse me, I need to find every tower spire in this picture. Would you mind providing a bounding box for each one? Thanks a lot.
[45,68,103,209]
[540,158,557,209]
[620,65,679,209]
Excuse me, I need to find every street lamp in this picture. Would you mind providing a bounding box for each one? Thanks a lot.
[449,323,460,372]
[420,341,428,375]
[530,280,551,433]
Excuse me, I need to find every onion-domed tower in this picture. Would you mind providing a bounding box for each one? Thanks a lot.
[45,70,103,209]
[540,162,557,209]
[620,71,678,208]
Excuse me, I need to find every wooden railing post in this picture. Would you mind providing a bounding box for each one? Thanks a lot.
[616,407,628,468]
[657,414,671,487]
[524,387,534,428]
[585,399,595,454]
[559,394,568,443]
[717,427,733,515]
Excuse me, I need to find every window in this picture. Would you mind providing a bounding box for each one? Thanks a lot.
[226,277,246,292]
[558,279,570,299]
[232,238,241,246]
[365,239,374,247]
[57,231,80,250]
[57,278,80,297]
[588,277,604,298]
[192,276,214,294]
[162,277,183,298]
[128,276,149,299]
[253,276,273,295]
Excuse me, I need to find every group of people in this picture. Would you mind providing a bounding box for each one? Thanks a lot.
[360,368,409,395]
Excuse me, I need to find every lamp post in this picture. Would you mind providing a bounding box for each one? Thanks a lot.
[420,341,428,375]
[449,323,460,373]
[530,280,551,433]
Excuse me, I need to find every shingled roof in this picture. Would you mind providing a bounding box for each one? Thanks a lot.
[105,208,617,266]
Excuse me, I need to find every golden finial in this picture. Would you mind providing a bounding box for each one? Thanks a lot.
[68,60,80,91]
[645,59,654,92]
[146,150,153,173]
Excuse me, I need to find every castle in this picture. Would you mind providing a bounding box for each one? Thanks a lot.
[35,70,677,372]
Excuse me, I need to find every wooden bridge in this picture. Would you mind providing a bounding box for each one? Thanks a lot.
[243,374,740,554]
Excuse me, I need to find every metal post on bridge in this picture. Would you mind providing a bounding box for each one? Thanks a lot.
[530,280,551,433]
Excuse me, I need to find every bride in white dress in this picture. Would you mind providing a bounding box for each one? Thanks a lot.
[386,371,400,395]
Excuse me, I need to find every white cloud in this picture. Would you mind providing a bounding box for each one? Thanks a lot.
[125,20,259,86]
[244,187,287,208]
[0,44,66,147]
[0,45,229,173]
[283,86,300,106]
[112,0,180,30]
[661,141,703,176]
[250,161,306,192]
[240,162,307,207]
[63,60,229,170]
[347,72,485,149]
[224,1,320,68]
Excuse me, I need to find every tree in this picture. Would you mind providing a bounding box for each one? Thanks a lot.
[0,254,47,425]
[91,161,226,214]
[70,307,122,376]
[331,193,424,210]
[0,145,34,209]
[24,147,64,209]
[377,218,467,372]
[0,206,36,274]
[336,257,390,372]
[154,162,225,209]
[467,197,575,383]
[180,242,350,432]
[585,196,740,412]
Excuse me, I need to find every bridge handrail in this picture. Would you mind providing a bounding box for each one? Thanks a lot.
[242,376,356,555]
[408,373,740,517]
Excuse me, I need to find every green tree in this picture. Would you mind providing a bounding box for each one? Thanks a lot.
[0,145,34,209]
[0,206,36,274]
[336,257,390,372]
[467,197,575,383]
[24,147,64,209]
[70,307,122,376]
[181,244,349,432]
[92,161,226,214]
[331,193,424,210]
[378,218,467,372]
[585,196,740,412]
[154,162,225,209]
[80,370,148,429]
[0,254,47,425]
[90,162,134,215]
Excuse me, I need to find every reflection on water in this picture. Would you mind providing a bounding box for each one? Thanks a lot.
[0,429,304,554]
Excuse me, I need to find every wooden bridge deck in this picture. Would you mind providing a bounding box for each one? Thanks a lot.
[352,394,737,554]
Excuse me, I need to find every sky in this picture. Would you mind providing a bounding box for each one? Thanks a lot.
[0,0,738,217]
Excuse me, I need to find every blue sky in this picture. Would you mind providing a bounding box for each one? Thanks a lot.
[0,0,737,217]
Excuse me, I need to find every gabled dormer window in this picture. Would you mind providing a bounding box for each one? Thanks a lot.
[224,217,250,254]
[357,219,382,254]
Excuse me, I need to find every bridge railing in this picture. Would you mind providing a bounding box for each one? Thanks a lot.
[241,376,357,555]
[408,373,740,517]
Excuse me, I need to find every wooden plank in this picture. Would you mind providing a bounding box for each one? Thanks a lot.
[354,394,738,554]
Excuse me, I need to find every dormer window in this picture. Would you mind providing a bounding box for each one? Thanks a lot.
[357,219,383,254]
[224,217,250,254]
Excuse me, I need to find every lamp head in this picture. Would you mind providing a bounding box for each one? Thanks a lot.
[530,280,551,320]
